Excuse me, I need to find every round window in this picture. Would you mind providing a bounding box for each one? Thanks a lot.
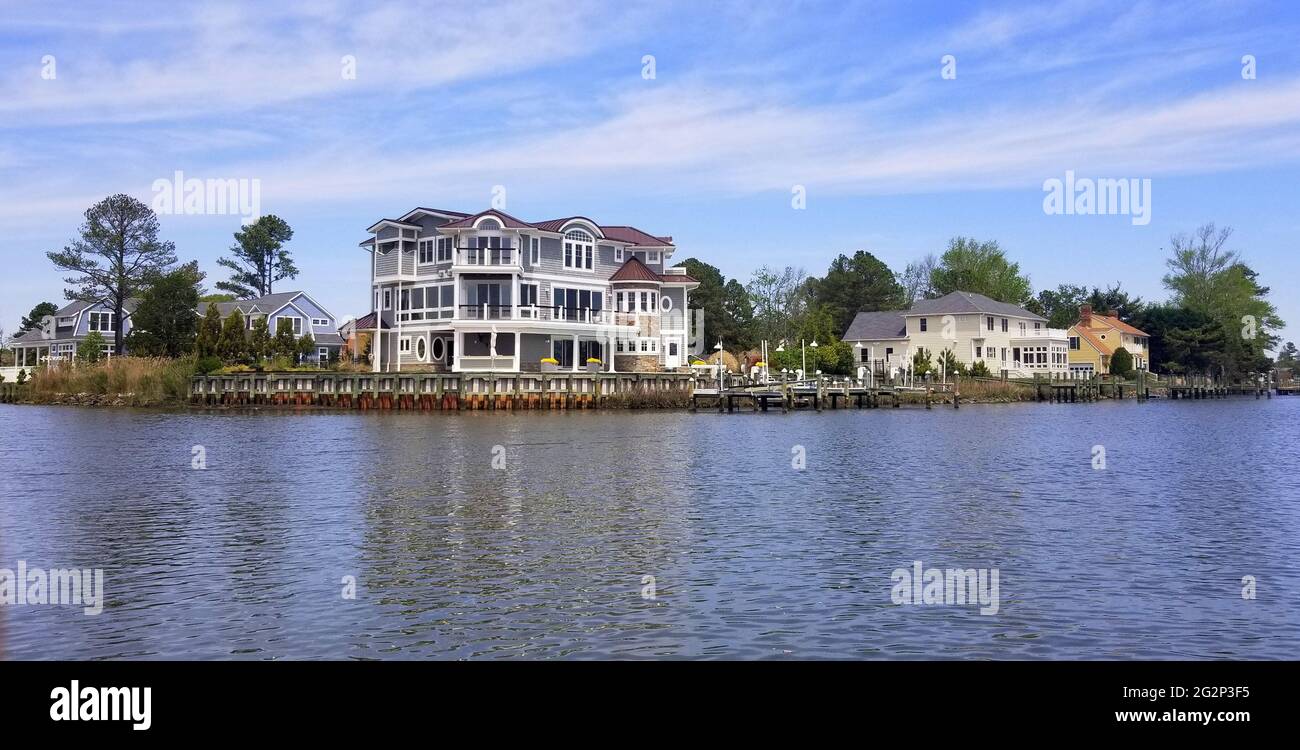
[660,295,672,311]
[432,337,445,361]
[415,337,427,361]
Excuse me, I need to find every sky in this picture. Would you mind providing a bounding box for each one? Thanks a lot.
[1,0,1298,347]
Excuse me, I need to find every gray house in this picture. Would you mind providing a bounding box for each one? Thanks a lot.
[359,207,698,373]
[8,298,138,369]
[200,291,344,363]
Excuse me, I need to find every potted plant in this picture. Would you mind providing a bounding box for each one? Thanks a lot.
[540,357,559,373]
[585,357,603,373]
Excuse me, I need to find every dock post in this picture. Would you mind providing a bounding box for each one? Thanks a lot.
[925,386,932,409]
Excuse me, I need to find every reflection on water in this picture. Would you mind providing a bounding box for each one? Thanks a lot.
[1,399,1297,659]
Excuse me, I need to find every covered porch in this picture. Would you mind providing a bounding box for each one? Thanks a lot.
[455,329,619,373]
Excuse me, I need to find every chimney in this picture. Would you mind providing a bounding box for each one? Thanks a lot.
[1106,309,1119,319]
[1080,304,1092,326]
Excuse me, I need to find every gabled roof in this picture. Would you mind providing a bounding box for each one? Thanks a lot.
[1072,326,1112,354]
[442,209,535,229]
[843,311,908,341]
[904,291,1045,321]
[1091,313,1148,337]
[609,256,662,283]
[351,311,390,331]
[203,291,332,321]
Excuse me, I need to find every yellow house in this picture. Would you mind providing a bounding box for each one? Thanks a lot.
[1067,305,1150,376]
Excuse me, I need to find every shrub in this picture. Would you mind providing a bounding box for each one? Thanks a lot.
[1110,346,1134,377]
[77,331,108,364]
[27,356,197,406]
[968,360,991,377]
[195,355,224,374]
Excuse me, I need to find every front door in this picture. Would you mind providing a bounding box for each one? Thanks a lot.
[665,341,680,369]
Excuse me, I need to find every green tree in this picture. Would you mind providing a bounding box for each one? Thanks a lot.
[1162,224,1283,379]
[674,258,753,351]
[216,215,297,298]
[911,346,933,376]
[77,331,108,364]
[124,262,204,357]
[930,237,1032,304]
[200,293,237,305]
[968,360,991,377]
[898,254,938,305]
[296,333,316,363]
[218,309,248,362]
[1030,284,1090,329]
[1085,283,1144,321]
[249,317,272,361]
[273,319,299,360]
[195,303,224,358]
[747,265,809,347]
[809,250,907,336]
[1277,341,1298,366]
[46,194,178,354]
[19,301,59,333]
[1110,346,1133,377]
[1129,304,1226,375]
[937,348,960,377]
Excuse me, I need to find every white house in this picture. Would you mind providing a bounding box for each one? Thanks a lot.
[843,291,1069,378]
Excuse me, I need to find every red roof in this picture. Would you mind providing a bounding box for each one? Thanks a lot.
[598,225,673,247]
[374,208,675,248]
[442,209,535,229]
[609,256,662,283]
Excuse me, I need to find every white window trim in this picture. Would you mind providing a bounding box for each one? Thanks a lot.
[615,247,624,262]
[383,289,392,310]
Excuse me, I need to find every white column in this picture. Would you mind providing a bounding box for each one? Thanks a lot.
[608,335,615,373]
[571,334,578,372]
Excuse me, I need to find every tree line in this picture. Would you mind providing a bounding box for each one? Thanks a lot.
[676,225,1285,381]
[7,194,304,369]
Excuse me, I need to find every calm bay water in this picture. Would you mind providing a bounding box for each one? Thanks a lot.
[1,398,1297,660]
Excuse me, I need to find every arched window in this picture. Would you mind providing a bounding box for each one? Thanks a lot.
[564,229,594,270]
[477,218,501,230]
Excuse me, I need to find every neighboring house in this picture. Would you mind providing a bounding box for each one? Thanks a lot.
[843,291,1070,377]
[1066,304,1150,376]
[7,298,139,370]
[358,207,698,373]
[201,291,344,363]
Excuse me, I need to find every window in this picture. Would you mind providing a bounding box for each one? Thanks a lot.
[431,337,445,361]
[520,284,538,307]
[88,311,115,332]
[437,236,453,263]
[278,317,303,335]
[919,318,927,332]
[1001,348,1007,362]
[1034,322,1042,331]
[987,316,994,331]
[418,239,435,264]
[885,347,894,359]
[615,247,624,262]
[564,229,594,270]
[660,295,672,311]
[649,251,660,263]
[1001,318,1008,332]
[399,337,410,353]
[318,347,329,361]
[1069,336,1080,350]
[975,346,982,358]
[530,236,540,265]
[383,289,392,310]
[478,218,501,230]
[415,337,427,361]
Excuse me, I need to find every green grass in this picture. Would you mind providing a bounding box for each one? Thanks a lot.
[27,356,197,406]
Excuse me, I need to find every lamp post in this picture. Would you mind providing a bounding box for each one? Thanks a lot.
[714,341,724,392]
[808,340,818,384]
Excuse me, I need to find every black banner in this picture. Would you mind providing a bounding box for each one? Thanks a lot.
[0,660,1286,737]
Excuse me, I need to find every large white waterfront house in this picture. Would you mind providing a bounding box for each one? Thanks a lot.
[358,207,698,373]
[843,291,1070,378]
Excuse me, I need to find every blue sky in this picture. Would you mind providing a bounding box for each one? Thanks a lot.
[2,0,1298,346]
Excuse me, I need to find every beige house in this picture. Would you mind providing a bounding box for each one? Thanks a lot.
[843,291,1070,378]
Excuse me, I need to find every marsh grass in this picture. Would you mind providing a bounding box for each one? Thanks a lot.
[27,357,197,406]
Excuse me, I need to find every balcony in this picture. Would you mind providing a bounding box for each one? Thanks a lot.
[454,245,519,270]
[457,304,616,324]
[1011,327,1069,341]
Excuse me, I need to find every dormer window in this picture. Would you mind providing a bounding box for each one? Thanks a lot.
[564,229,594,270]
[88,311,115,332]
[477,218,501,230]
[649,251,660,263]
